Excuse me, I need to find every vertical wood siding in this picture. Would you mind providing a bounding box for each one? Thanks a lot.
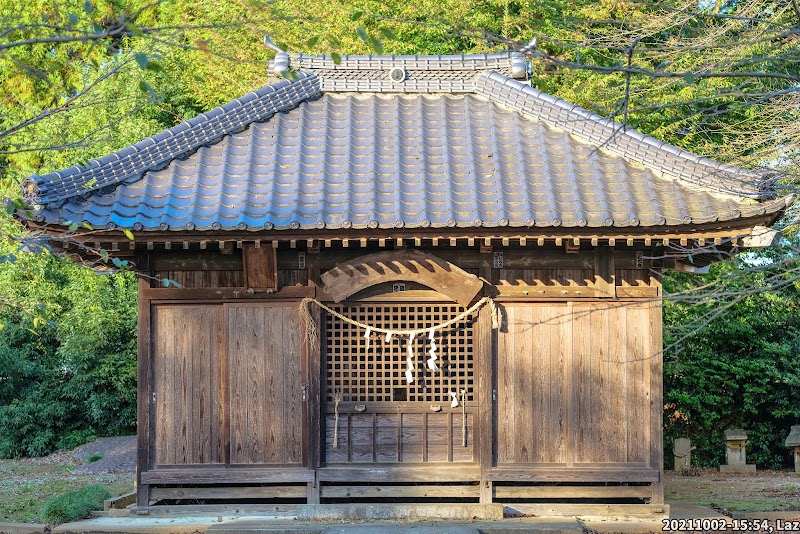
[324,412,475,463]
[153,305,224,466]
[151,303,305,468]
[228,304,304,465]
[497,303,653,467]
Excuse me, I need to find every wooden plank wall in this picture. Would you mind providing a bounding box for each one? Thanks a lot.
[152,305,225,466]
[497,304,568,465]
[324,412,475,463]
[497,303,653,468]
[227,303,304,465]
[150,303,305,468]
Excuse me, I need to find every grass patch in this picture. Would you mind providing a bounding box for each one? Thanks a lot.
[39,484,111,524]
[87,454,103,463]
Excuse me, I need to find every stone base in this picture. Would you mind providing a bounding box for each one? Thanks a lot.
[719,464,756,473]
[297,504,504,521]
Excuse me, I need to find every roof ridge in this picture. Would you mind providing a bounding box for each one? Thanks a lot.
[24,72,322,208]
[474,71,771,200]
[289,52,527,74]
[265,52,529,94]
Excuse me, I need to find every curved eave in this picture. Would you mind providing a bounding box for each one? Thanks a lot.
[22,194,794,238]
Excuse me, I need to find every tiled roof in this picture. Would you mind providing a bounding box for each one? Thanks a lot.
[23,52,789,233]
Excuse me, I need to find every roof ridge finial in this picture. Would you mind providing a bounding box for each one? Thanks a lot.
[264,35,290,77]
[519,36,537,54]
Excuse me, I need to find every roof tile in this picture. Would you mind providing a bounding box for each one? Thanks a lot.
[23,54,788,233]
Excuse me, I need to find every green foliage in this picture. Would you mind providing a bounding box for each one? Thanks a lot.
[39,484,110,524]
[87,454,103,463]
[663,256,800,468]
[0,240,137,458]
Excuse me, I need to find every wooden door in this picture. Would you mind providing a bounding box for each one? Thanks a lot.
[227,302,306,466]
[152,305,225,467]
[150,302,307,469]
[322,303,478,465]
[495,302,655,468]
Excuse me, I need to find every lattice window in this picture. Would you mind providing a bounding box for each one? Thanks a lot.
[325,305,476,404]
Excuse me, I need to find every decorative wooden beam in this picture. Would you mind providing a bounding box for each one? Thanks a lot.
[320,249,484,306]
[243,243,277,290]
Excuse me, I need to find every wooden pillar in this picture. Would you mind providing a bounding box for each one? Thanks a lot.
[594,244,616,297]
[307,474,320,504]
[478,255,494,503]
[649,297,665,506]
[136,275,152,508]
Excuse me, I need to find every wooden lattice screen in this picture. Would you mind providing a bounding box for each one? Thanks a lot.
[325,305,476,404]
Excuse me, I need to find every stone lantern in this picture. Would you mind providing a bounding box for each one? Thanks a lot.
[785,425,800,473]
[719,428,756,472]
[673,438,696,473]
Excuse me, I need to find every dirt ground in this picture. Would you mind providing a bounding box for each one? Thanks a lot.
[664,468,800,514]
[1,437,799,523]
[0,436,135,523]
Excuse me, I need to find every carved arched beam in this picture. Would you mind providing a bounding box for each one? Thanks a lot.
[320,249,485,306]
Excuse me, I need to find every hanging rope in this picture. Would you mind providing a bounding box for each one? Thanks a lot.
[300,296,499,351]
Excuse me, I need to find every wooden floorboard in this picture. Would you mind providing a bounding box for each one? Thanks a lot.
[150,486,307,501]
[320,485,480,499]
[493,485,651,499]
[141,468,315,485]
[317,465,480,483]
[486,467,660,483]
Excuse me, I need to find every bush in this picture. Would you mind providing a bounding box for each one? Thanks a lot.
[663,260,800,469]
[39,485,111,524]
[0,254,137,458]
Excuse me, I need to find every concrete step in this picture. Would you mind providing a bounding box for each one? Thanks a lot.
[296,504,503,521]
[206,518,582,534]
[322,527,480,534]
[0,523,48,534]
